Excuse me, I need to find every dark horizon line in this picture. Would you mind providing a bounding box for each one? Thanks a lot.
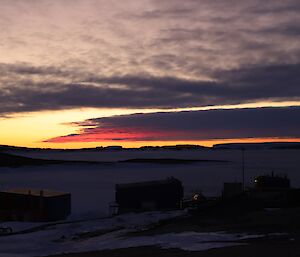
[1,141,300,151]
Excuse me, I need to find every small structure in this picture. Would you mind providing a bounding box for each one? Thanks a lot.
[250,173,295,208]
[0,188,71,222]
[115,177,183,213]
[222,182,243,198]
[254,173,290,191]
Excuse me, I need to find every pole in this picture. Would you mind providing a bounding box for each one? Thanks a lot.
[242,148,245,191]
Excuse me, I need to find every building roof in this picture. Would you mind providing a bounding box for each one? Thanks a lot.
[1,188,70,197]
[116,177,182,190]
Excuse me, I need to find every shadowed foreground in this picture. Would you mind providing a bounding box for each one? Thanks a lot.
[48,237,300,257]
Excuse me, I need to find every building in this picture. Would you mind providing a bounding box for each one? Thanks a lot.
[115,177,184,213]
[0,188,71,222]
[250,173,296,208]
[254,173,290,191]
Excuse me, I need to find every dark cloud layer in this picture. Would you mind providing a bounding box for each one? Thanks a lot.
[0,62,300,114]
[0,0,300,114]
[47,106,300,142]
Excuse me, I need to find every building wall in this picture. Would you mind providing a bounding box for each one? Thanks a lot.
[0,192,71,222]
[116,181,183,213]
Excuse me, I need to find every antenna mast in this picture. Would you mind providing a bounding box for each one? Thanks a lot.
[242,147,245,191]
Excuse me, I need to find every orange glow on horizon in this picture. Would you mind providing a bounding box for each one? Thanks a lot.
[1,101,300,149]
[3,138,300,150]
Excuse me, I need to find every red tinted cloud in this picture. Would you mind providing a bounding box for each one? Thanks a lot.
[46,127,189,143]
[45,107,300,143]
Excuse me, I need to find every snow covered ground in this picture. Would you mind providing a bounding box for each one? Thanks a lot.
[0,210,266,257]
[0,149,299,256]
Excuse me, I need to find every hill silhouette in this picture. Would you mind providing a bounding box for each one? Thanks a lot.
[0,152,101,167]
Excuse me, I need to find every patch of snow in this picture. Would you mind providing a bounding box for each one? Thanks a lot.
[0,221,46,233]
[0,211,280,257]
[36,230,248,255]
[1,210,184,234]
[0,211,185,256]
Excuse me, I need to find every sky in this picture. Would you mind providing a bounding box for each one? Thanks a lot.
[0,0,300,148]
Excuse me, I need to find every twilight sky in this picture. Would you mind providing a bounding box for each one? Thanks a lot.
[1,0,300,148]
